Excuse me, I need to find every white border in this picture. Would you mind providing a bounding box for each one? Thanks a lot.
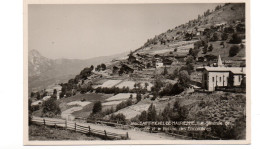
[23,0,251,145]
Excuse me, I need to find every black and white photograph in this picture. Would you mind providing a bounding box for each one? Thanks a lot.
[24,0,250,145]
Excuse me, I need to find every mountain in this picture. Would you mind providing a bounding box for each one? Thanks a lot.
[28,50,127,92]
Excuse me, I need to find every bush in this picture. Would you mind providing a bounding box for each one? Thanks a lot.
[92,101,102,114]
[229,46,240,57]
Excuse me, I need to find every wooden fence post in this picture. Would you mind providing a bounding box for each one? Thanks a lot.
[104,130,107,140]
[65,120,67,130]
[88,126,91,136]
[75,123,77,132]
[43,119,45,126]
[54,123,57,129]
[126,132,129,139]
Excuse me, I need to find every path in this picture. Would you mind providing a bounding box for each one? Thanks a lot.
[33,116,178,140]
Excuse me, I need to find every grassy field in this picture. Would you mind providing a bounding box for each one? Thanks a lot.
[29,124,100,140]
[60,93,113,118]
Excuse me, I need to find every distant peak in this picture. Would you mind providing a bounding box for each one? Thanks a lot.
[29,49,43,57]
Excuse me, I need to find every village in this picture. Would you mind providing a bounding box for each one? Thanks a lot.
[29,3,246,140]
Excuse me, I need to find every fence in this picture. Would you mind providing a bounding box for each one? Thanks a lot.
[31,117,129,140]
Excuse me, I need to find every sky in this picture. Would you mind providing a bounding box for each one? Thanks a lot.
[28,3,220,59]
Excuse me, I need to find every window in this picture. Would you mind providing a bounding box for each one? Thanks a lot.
[220,77,222,82]
[212,77,214,82]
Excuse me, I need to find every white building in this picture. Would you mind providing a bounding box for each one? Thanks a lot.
[199,55,246,91]
[155,62,164,68]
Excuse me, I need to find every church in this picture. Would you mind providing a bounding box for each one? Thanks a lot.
[198,55,246,91]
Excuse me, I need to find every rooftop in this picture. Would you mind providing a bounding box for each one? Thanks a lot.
[198,66,246,74]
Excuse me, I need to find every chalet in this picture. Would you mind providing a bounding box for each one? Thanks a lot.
[154,54,162,59]
[119,64,134,75]
[156,62,164,68]
[197,28,205,36]
[197,57,205,62]
[198,55,246,91]
[112,66,119,74]
[162,58,173,66]
[128,54,136,63]
[174,55,187,62]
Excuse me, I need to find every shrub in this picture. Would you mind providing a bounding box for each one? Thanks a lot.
[229,46,240,57]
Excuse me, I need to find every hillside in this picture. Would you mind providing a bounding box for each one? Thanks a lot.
[135,3,245,62]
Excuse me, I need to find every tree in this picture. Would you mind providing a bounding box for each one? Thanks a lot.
[101,63,106,71]
[221,32,229,41]
[162,103,171,121]
[53,89,57,95]
[42,97,61,117]
[229,45,240,57]
[162,66,168,76]
[90,65,94,71]
[220,41,225,48]
[147,103,157,121]
[36,92,41,100]
[110,113,126,124]
[186,56,194,65]
[28,99,32,125]
[208,44,213,52]
[210,33,218,41]
[230,33,242,44]
[144,82,149,90]
[92,101,102,114]
[170,68,179,80]
[80,67,92,79]
[139,111,147,122]
[136,93,142,103]
[178,70,190,88]
[96,65,101,71]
